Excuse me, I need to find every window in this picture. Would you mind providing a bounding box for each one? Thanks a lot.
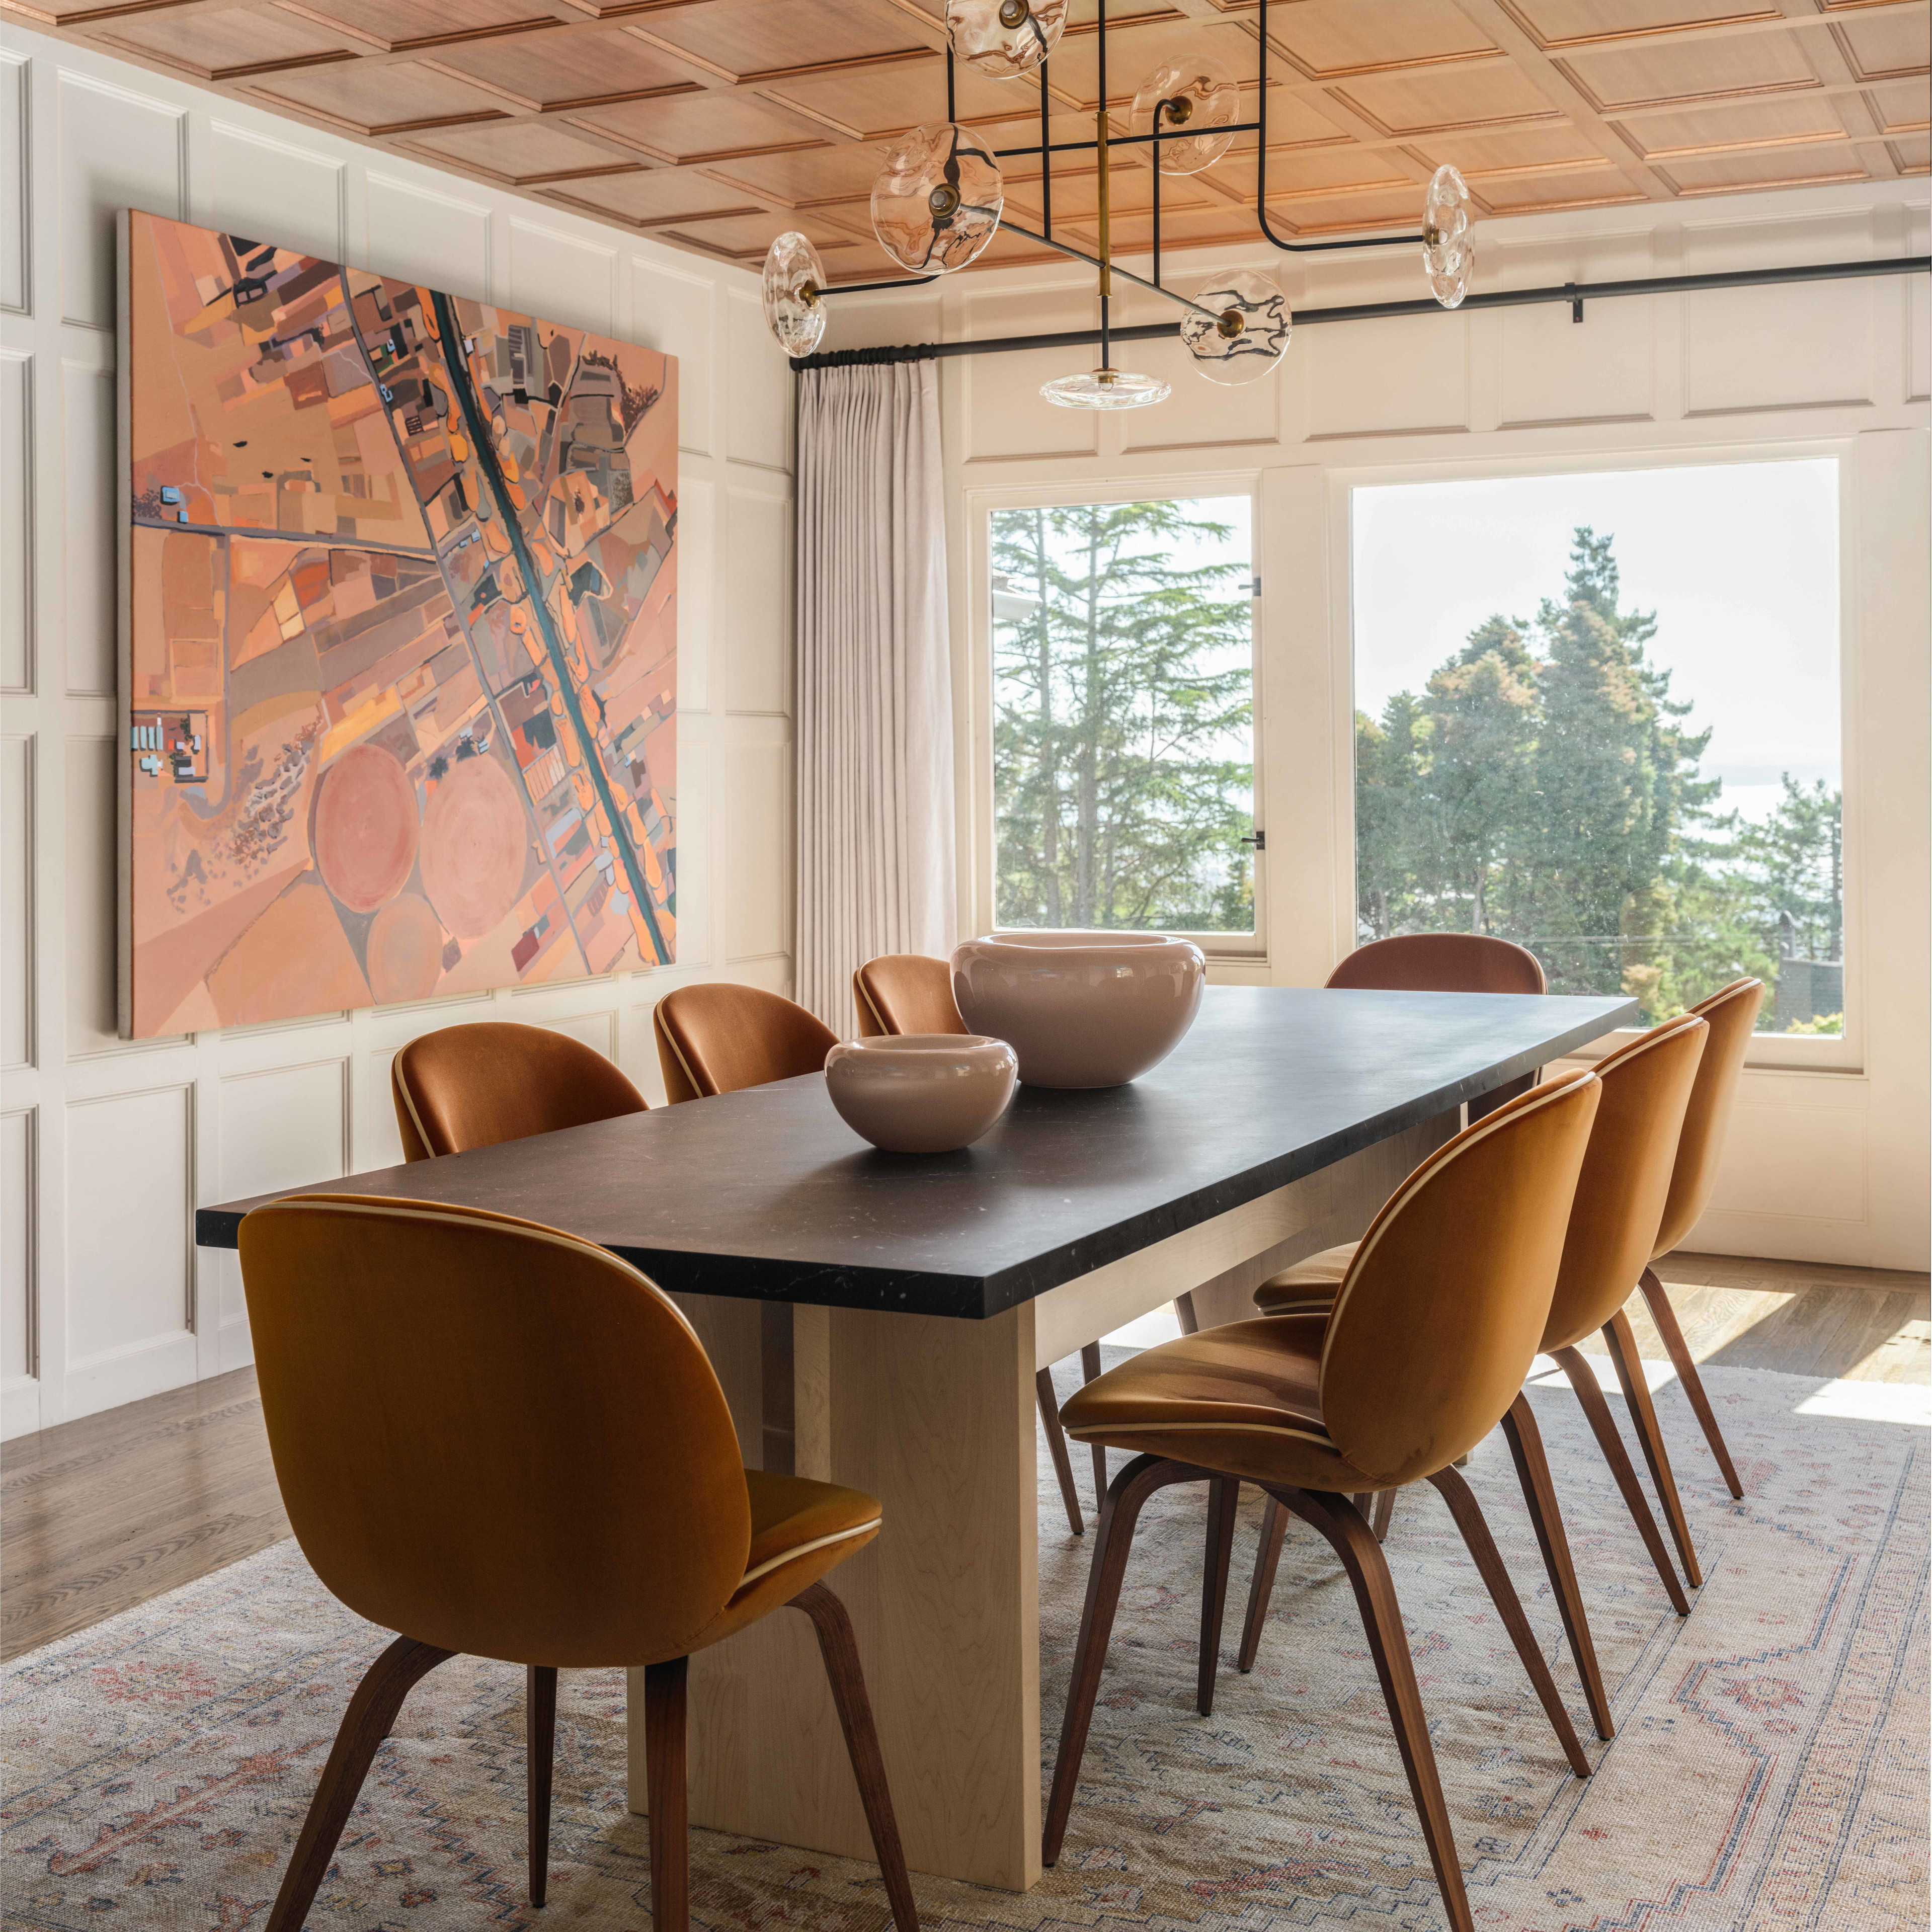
[989,496,1256,939]
[1351,460,1842,1036]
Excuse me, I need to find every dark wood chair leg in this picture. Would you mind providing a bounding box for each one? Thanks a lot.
[266,1635,454,1932]
[1236,1494,1287,1673]
[1499,1394,1613,1741]
[1551,1345,1692,1615]
[1265,1485,1475,1932]
[1043,1454,1204,1867]
[1198,1477,1238,1716]
[643,1657,689,1932]
[1080,1343,1108,1509]
[526,1664,556,1907]
[1370,1489,1397,1542]
[1602,1307,1702,1588]
[1037,1367,1085,1537]
[790,1583,920,1932]
[1639,1266,1744,1499]
[1424,1466,1590,1778]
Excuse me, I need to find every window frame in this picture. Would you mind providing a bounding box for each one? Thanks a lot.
[965,471,1268,961]
[1328,438,1862,1072]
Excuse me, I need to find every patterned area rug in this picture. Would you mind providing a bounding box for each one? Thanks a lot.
[4,1358,1925,1932]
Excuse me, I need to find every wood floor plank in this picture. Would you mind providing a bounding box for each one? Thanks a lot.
[1,1251,1923,1663]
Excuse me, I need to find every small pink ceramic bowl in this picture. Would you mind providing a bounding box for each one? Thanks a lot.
[950,930,1206,1088]
[823,1033,1019,1155]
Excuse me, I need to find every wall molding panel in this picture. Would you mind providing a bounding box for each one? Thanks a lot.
[0,26,798,1438]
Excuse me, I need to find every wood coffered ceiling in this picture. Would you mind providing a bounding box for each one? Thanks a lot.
[12,0,1929,284]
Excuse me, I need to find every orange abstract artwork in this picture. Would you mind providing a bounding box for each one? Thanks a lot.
[123,212,677,1037]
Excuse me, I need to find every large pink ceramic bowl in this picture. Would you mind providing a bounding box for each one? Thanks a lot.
[824,1033,1018,1154]
[950,931,1206,1089]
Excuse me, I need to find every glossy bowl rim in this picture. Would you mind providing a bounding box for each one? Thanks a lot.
[827,1033,1014,1058]
[956,929,1201,955]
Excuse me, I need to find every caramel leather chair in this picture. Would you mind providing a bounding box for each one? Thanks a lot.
[390,1021,648,1161]
[1632,978,1764,1500]
[654,982,839,1104]
[239,1195,916,1932]
[853,954,969,1039]
[850,950,1114,1540]
[1042,1072,1603,1932]
[1242,1012,1711,1729]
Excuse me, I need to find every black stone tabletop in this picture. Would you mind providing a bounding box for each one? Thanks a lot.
[195,985,1635,1319]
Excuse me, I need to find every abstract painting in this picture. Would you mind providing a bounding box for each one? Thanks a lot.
[121,211,676,1037]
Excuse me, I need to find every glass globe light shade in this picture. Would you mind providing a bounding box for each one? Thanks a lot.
[1130,55,1241,175]
[871,124,1005,275]
[946,0,1066,79]
[1178,268,1291,385]
[1428,240,1474,309]
[761,231,828,356]
[1039,367,1171,410]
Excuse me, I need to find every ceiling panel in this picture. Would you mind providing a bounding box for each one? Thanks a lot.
[26,0,1924,278]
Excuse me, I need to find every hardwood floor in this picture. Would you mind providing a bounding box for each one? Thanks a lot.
[2,1251,1924,1664]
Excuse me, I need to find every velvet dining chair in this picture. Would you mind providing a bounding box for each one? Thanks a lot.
[239,1194,917,1932]
[653,982,839,1103]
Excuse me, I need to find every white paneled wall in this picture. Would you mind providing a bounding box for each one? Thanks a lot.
[0,29,798,1438]
[835,182,1929,1273]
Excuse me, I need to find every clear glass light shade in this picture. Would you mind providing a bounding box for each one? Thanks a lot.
[1130,55,1241,175]
[870,124,1005,275]
[1178,269,1291,385]
[1428,241,1474,309]
[1039,367,1171,410]
[760,231,828,356]
[946,0,1066,79]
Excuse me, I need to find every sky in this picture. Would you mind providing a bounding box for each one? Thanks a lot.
[1351,459,1842,824]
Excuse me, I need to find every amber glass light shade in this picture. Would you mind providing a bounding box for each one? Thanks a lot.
[871,124,1005,275]
[946,0,1066,78]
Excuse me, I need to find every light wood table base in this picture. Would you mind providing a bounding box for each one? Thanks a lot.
[633,1113,1454,1891]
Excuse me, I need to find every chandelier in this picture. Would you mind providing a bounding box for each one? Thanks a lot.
[759,0,1474,405]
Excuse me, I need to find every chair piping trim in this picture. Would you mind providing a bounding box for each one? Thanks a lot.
[853,971,888,1036]
[738,1517,881,1586]
[391,1058,438,1160]
[654,1003,709,1101]
[248,1196,705,1345]
[1065,1420,1333,1447]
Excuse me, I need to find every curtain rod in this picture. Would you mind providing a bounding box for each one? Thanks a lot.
[788,254,1930,372]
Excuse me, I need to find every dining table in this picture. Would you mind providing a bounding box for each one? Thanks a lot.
[195,982,1635,1892]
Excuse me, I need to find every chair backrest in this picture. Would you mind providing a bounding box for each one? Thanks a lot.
[1326,932,1547,995]
[238,1194,751,1667]
[1542,1014,1707,1351]
[1651,977,1764,1258]
[853,954,968,1039]
[653,982,839,1103]
[390,1022,648,1161]
[1320,1069,1600,1485]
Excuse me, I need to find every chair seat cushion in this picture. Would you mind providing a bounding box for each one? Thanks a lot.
[688,1471,882,1654]
[1252,1242,1358,1315]
[1059,1316,1387,1493]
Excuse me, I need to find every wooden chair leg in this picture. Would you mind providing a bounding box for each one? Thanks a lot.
[1043,1454,1203,1867]
[1370,1489,1397,1542]
[1236,1494,1287,1673]
[643,1657,689,1932]
[1424,1466,1590,1778]
[1639,1266,1744,1499]
[1602,1307,1702,1588]
[266,1635,454,1932]
[1499,1394,1613,1741]
[791,1583,920,1932]
[1173,1293,1199,1334]
[1080,1343,1108,1509]
[1265,1486,1475,1932]
[1036,1367,1085,1537]
[1198,1477,1238,1716]
[526,1664,556,1907]
[1551,1346,1691,1616]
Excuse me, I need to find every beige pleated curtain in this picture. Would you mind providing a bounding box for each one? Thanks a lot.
[794,358,955,1028]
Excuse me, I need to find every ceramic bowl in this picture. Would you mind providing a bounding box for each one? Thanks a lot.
[950,931,1206,1088]
[823,1033,1018,1155]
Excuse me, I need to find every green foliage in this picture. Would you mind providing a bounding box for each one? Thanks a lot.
[991,501,1254,932]
[1356,526,1841,1029]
